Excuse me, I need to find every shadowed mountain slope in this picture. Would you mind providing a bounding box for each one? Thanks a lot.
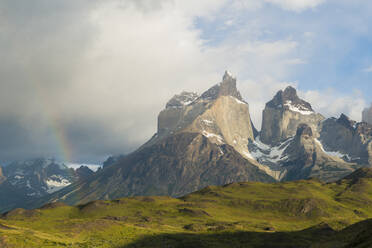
[1,170,372,247]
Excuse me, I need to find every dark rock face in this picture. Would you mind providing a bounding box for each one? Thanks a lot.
[362,104,372,124]
[281,124,355,182]
[260,86,324,146]
[46,133,274,206]
[320,114,372,165]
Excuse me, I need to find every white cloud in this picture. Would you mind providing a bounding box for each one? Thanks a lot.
[299,89,366,121]
[264,0,326,11]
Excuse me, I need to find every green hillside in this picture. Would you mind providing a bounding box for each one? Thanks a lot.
[1,169,372,247]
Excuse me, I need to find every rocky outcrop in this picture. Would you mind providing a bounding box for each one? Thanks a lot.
[319,114,372,166]
[281,124,356,182]
[362,104,372,124]
[260,86,324,146]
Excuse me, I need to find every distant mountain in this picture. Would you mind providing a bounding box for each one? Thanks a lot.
[0,158,94,213]
[363,103,372,124]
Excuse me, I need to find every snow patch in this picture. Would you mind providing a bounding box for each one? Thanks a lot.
[250,136,292,163]
[230,96,246,105]
[202,119,213,126]
[314,139,350,159]
[284,100,314,115]
[202,131,224,144]
[45,175,71,194]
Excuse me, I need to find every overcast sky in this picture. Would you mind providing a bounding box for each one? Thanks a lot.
[0,0,371,164]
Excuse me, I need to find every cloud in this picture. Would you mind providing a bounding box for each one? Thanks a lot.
[299,89,366,121]
[264,0,326,11]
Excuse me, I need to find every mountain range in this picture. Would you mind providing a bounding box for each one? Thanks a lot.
[28,71,371,208]
[1,71,371,211]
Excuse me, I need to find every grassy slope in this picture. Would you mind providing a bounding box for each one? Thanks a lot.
[1,178,372,247]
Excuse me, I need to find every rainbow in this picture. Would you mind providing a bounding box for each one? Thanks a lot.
[32,80,73,162]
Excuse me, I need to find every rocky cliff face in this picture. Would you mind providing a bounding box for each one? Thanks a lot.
[281,124,356,182]
[362,104,372,125]
[319,114,372,166]
[260,86,324,146]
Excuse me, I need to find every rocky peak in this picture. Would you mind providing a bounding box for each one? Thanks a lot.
[75,166,94,181]
[267,86,313,113]
[260,86,323,145]
[337,114,356,130]
[362,103,372,125]
[166,91,199,109]
[201,71,244,101]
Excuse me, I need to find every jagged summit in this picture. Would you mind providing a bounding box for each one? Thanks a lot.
[201,71,244,102]
[267,86,313,114]
[337,114,356,130]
